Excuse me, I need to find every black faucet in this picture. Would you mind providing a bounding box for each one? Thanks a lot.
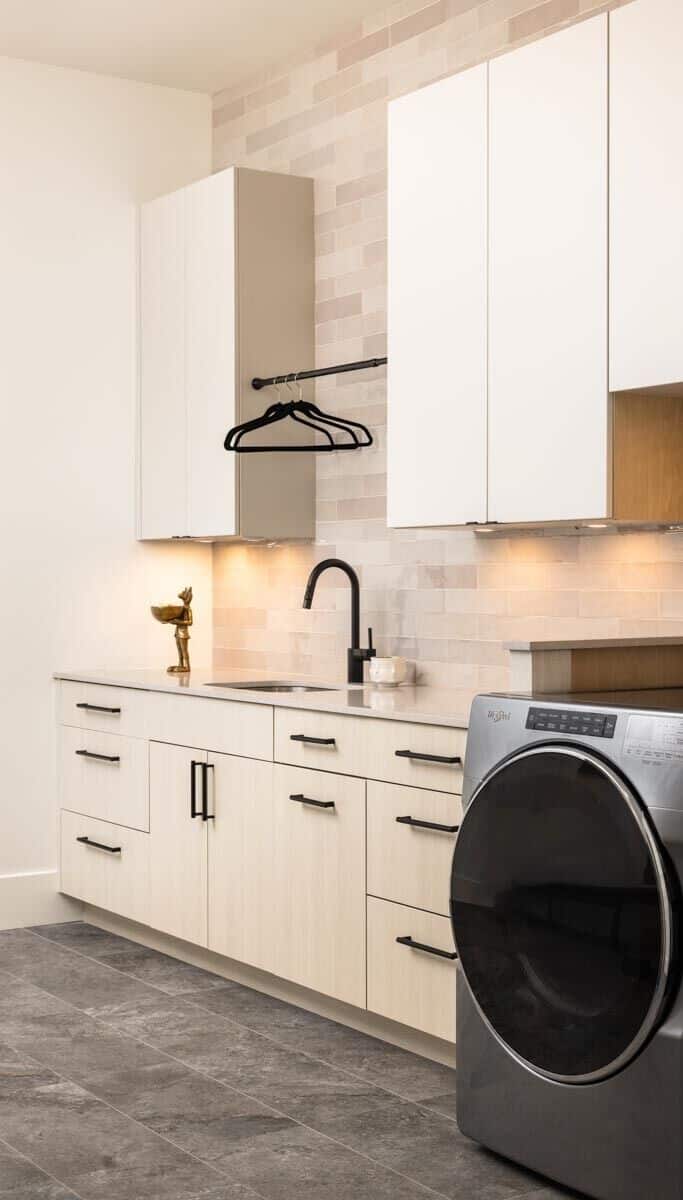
[303,558,376,685]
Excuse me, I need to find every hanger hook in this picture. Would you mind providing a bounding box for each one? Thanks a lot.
[271,376,282,402]
[295,371,304,402]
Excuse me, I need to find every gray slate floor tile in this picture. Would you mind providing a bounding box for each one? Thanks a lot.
[32,922,225,996]
[0,1140,79,1197]
[68,1159,232,1200]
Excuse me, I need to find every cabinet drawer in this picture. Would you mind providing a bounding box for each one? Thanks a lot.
[60,811,149,925]
[146,692,273,760]
[367,896,456,1042]
[275,708,465,792]
[367,782,461,917]
[59,681,147,738]
[271,764,366,1007]
[59,726,149,831]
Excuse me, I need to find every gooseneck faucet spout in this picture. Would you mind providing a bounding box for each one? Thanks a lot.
[303,558,375,685]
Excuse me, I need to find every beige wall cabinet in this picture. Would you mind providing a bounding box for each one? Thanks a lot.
[139,166,314,541]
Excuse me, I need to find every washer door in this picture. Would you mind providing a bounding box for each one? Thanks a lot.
[451,746,676,1083]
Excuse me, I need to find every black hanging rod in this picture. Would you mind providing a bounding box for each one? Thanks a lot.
[251,356,387,390]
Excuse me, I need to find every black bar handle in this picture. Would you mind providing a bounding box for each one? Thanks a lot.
[190,760,202,819]
[76,703,121,714]
[396,935,457,961]
[395,750,462,766]
[290,734,337,747]
[396,815,459,834]
[75,749,120,763]
[202,763,215,821]
[76,836,122,854]
[290,793,335,809]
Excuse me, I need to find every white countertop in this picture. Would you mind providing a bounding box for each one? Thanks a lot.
[54,666,471,729]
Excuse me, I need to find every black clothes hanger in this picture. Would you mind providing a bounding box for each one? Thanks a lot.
[224,375,373,454]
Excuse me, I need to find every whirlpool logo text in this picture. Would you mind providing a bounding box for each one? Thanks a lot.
[487,709,511,723]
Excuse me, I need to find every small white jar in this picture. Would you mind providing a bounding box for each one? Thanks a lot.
[369,656,408,688]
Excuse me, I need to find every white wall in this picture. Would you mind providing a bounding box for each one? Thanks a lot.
[0,55,213,926]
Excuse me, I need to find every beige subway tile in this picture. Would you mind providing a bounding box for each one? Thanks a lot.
[336,77,389,116]
[338,27,390,71]
[314,63,364,102]
[509,0,580,42]
[391,1,448,47]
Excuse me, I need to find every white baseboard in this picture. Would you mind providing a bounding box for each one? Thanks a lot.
[0,871,81,930]
[84,905,456,1068]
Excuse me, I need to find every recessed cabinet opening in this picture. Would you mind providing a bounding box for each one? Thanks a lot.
[611,391,683,524]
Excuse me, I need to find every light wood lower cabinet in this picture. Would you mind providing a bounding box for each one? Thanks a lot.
[148,742,208,947]
[61,811,149,925]
[367,896,457,1042]
[207,752,275,970]
[271,765,366,1007]
[367,781,461,917]
[59,726,149,831]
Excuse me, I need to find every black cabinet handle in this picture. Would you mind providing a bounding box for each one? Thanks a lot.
[202,763,215,821]
[396,815,459,834]
[75,749,120,764]
[76,703,121,714]
[290,793,335,809]
[76,836,122,854]
[190,760,202,819]
[396,935,457,961]
[290,734,337,747]
[395,750,462,766]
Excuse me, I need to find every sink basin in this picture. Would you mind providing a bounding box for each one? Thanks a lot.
[205,681,337,694]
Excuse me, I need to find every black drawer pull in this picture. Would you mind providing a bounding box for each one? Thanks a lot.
[76,703,121,714]
[76,836,122,854]
[396,935,457,961]
[202,762,215,821]
[75,749,120,764]
[290,734,337,747]
[395,750,462,766]
[190,760,202,819]
[290,793,335,809]
[396,815,459,834]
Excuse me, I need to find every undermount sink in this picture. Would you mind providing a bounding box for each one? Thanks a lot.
[205,681,337,694]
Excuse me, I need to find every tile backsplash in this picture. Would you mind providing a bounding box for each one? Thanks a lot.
[211,0,683,708]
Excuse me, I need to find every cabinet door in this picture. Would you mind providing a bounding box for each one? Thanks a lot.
[488,16,608,523]
[186,170,238,538]
[271,765,366,1007]
[139,189,188,539]
[149,742,207,946]
[610,0,683,392]
[387,65,487,528]
[207,752,274,969]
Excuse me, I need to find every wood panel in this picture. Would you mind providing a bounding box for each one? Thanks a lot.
[367,896,456,1042]
[387,64,487,528]
[367,781,461,917]
[148,742,208,947]
[146,691,273,761]
[612,393,683,522]
[274,708,465,793]
[61,811,149,925]
[207,752,274,969]
[59,726,149,832]
[270,764,366,1007]
[59,681,148,738]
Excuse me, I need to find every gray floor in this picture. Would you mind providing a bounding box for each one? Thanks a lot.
[0,922,582,1200]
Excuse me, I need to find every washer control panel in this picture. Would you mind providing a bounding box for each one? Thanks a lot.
[526,707,617,738]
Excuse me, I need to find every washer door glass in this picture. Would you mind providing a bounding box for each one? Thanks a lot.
[451,747,674,1082]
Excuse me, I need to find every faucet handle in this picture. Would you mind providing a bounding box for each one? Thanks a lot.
[367,628,376,659]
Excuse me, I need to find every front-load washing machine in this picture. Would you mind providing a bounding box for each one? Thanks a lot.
[451,689,683,1200]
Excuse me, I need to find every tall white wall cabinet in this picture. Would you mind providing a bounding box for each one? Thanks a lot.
[388,1,683,530]
[387,65,487,528]
[139,167,315,541]
[610,0,683,394]
[488,17,607,525]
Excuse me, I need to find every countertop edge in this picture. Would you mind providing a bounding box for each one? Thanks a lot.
[53,670,470,730]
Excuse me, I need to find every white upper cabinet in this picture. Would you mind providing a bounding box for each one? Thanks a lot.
[139,167,315,541]
[610,0,683,393]
[387,65,487,529]
[488,15,608,524]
